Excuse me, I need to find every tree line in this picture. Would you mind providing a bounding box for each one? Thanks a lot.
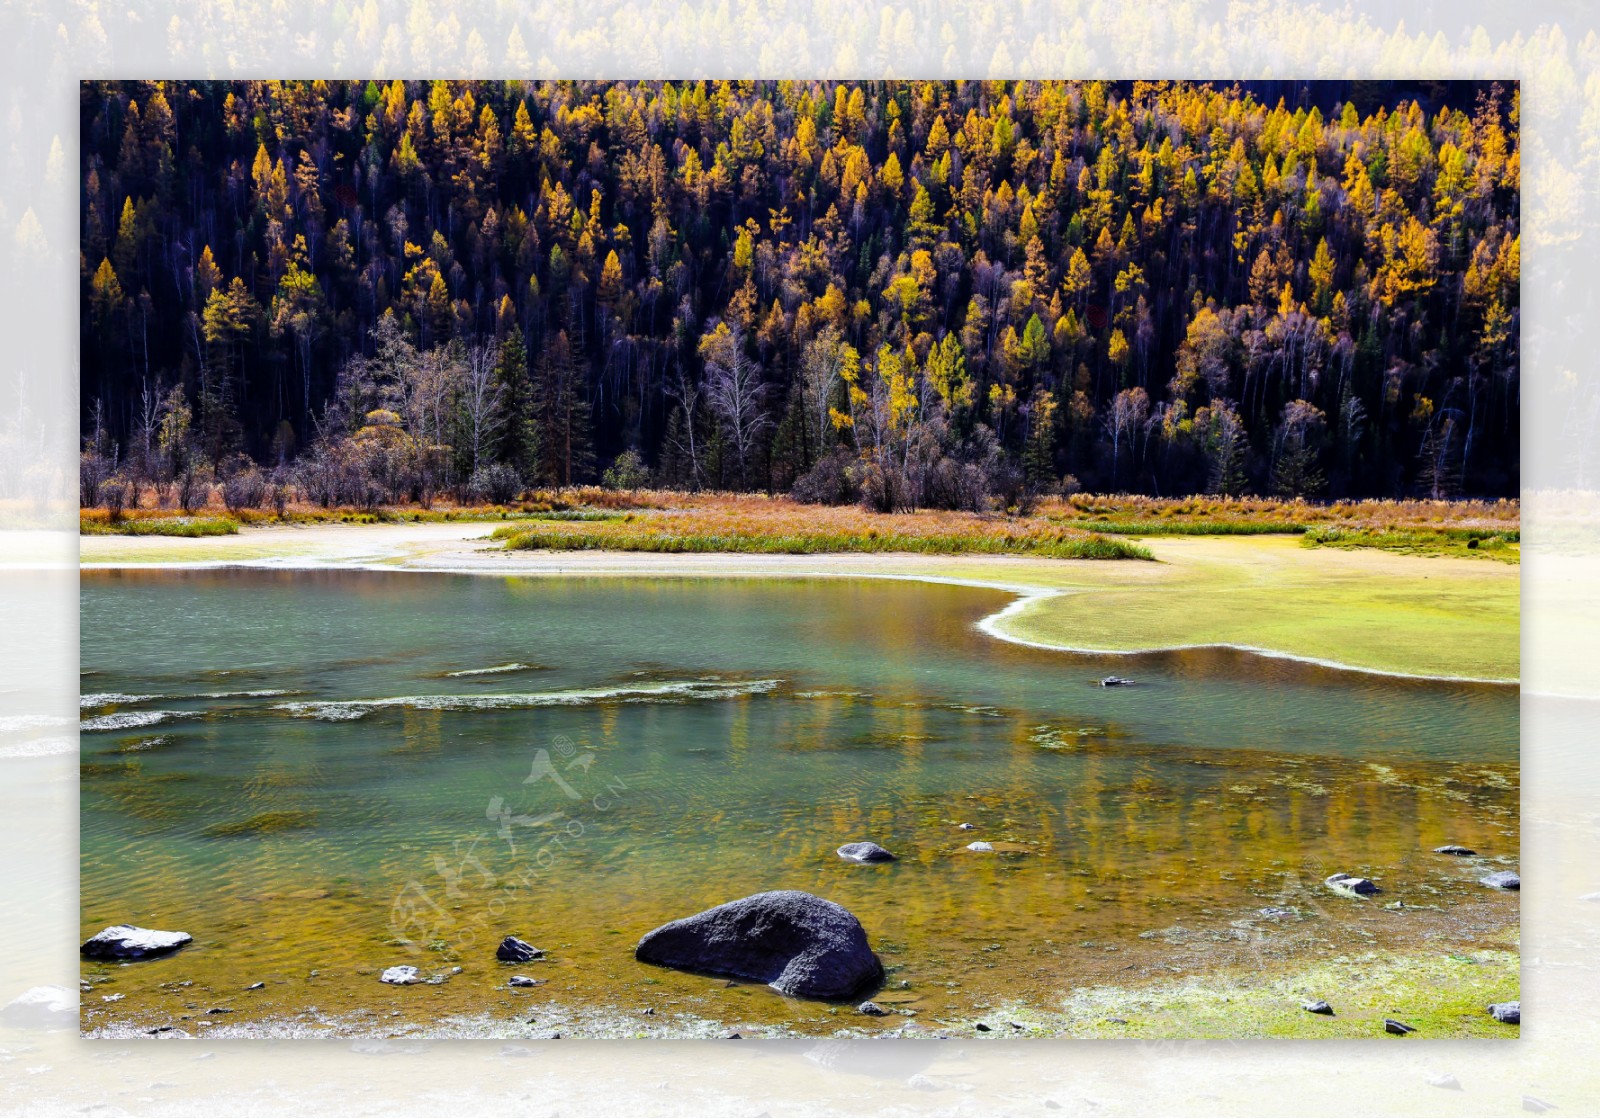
[79,78,1519,510]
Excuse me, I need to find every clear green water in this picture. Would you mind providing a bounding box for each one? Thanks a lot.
[79,569,1518,1036]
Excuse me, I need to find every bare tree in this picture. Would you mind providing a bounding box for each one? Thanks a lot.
[664,371,705,490]
[459,342,504,475]
[698,321,769,487]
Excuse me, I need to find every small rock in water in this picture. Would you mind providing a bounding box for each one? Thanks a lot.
[836,841,896,864]
[80,925,193,960]
[1426,1073,1463,1091]
[0,986,76,1030]
[1302,1000,1334,1015]
[857,1001,888,1016]
[1258,906,1296,920]
[974,1022,992,1032]
[1578,892,1600,902]
[966,841,995,853]
[496,935,544,962]
[1385,1018,1417,1035]
[507,976,541,988]
[1099,676,1133,687]
[378,965,420,985]
[1488,1001,1521,1024]
[1480,870,1520,891]
[1434,844,1477,856]
[245,981,265,990]
[1325,872,1380,896]
[1523,1095,1557,1113]
[205,1007,233,1015]
[957,823,975,831]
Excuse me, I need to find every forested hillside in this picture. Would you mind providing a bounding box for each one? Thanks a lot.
[79,79,1519,510]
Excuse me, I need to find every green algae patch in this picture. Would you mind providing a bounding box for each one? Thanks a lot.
[201,810,318,837]
[992,947,1520,1039]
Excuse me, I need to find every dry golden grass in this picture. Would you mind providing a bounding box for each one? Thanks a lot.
[492,493,1152,559]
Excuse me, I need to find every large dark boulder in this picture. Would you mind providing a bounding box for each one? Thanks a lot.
[635,890,883,999]
[80,925,192,960]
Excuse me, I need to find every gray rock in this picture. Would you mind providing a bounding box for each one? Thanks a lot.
[0,986,75,1030]
[80,925,193,960]
[1434,844,1477,856]
[378,965,420,985]
[966,841,995,853]
[1480,870,1520,890]
[1488,1001,1520,1024]
[857,1001,888,1016]
[1302,1000,1334,1015]
[507,975,541,988]
[635,890,883,1000]
[496,935,544,962]
[837,841,896,864]
[1099,676,1133,687]
[245,981,265,990]
[1258,906,1296,920]
[957,823,975,831]
[1385,1018,1416,1035]
[1325,873,1380,896]
[1426,1073,1463,1090]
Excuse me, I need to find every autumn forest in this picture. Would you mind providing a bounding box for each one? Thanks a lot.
[78,79,1520,511]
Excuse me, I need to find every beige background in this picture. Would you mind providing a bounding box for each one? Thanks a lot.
[1,2,1594,1113]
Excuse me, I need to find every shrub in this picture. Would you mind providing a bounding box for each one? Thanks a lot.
[466,463,523,505]
[101,477,129,522]
[601,449,651,490]
[222,468,267,512]
[791,452,860,505]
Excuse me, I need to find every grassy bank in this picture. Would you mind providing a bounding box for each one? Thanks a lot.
[79,512,239,537]
[494,522,1152,560]
[1051,495,1520,562]
[994,534,1519,681]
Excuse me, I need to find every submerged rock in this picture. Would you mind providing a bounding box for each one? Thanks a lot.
[80,925,193,960]
[1099,676,1134,687]
[1302,1000,1334,1015]
[1480,870,1520,890]
[507,976,542,988]
[1324,873,1380,897]
[857,1001,889,1016]
[496,935,544,962]
[378,965,420,985]
[965,841,995,853]
[1433,844,1477,856]
[1487,1001,1521,1024]
[635,890,883,999]
[836,842,896,864]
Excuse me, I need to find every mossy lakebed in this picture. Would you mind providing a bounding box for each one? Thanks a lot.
[80,568,1517,1039]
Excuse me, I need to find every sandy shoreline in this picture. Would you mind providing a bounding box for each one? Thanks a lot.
[80,521,1520,683]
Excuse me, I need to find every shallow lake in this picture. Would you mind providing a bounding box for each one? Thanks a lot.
[79,569,1519,1036]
